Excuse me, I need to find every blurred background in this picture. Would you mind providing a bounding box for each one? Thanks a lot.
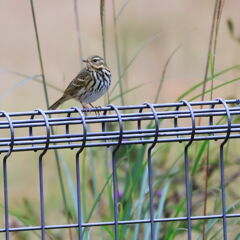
[1,0,240,111]
[1,0,240,239]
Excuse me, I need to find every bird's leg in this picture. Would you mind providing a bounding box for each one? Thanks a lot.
[81,104,91,116]
[89,103,101,116]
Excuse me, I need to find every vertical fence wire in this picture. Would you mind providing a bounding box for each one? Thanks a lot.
[1,111,14,240]
[108,104,123,240]
[143,102,159,240]
[35,109,51,240]
[217,98,231,240]
[72,106,87,240]
[180,100,196,240]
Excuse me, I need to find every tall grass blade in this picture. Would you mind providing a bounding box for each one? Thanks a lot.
[88,147,98,197]
[110,33,161,96]
[82,173,113,237]
[209,52,215,99]
[154,45,181,103]
[197,200,240,240]
[200,0,218,102]
[202,52,217,240]
[133,146,147,240]
[227,19,234,36]
[61,153,78,218]
[100,0,106,61]
[112,0,125,105]
[121,33,161,80]
[116,0,132,19]
[210,0,225,100]
[29,2,72,238]
[177,64,240,101]
[110,83,144,102]
[0,68,63,92]
[201,0,225,102]
[165,199,186,239]
[0,204,41,238]
[154,180,171,240]
[86,173,112,223]
[0,74,41,101]
[73,0,84,67]
[30,0,50,108]
[189,76,240,102]
[191,141,208,175]
[100,0,110,105]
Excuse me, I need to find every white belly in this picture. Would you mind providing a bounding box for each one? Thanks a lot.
[75,69,111,105]
[82,86,108,104]
[77,83,109,104]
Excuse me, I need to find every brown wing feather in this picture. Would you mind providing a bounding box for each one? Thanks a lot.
[48,69,91,110]
[64,67,92,97]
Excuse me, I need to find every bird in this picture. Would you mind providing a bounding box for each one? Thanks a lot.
[48,55,111,110]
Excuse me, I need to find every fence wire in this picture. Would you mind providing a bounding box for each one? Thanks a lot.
[0,98,240,240]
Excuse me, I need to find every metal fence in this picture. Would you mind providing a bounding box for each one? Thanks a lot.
[0,98,240,240]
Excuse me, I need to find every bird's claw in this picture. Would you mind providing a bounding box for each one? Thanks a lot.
[82,105,102,117]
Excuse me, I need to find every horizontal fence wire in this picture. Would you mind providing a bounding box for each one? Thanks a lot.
[0,99,240,152]
[0,98,240,240]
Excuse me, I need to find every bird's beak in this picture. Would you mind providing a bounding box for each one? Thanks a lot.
[82,59,88,63]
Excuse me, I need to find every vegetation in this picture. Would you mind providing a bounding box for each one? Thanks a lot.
[1,0,240,239]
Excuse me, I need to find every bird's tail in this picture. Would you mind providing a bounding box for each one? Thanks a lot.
[48,96,68,110]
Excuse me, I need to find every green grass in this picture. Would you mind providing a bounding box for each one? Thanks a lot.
[1,0,240,239]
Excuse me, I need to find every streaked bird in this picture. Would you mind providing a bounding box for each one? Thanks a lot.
[48,55,111,110]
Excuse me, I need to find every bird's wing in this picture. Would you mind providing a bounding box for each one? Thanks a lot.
[64,68,92,97]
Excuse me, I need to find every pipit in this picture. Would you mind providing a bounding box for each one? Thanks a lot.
[49,55,111,111]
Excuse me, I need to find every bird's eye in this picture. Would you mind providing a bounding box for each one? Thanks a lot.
[93,59,98,63]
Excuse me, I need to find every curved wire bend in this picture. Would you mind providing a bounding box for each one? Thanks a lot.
[107,104,123,153]
[144,102,159,150]
[35,109,50,157]
[180,100,196,147]
[137,104,151,142]
[71,106,87,155]
[216,98,231,146]
[0,111,14,158]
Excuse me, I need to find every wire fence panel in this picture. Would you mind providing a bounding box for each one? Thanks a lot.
[0,99,240,240]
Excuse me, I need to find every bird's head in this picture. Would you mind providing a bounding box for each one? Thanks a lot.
[83,55,105,70]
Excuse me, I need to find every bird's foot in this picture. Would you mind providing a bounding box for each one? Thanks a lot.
[82,104,102,116]
[89,104,102,116]
[82,105,92,116]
